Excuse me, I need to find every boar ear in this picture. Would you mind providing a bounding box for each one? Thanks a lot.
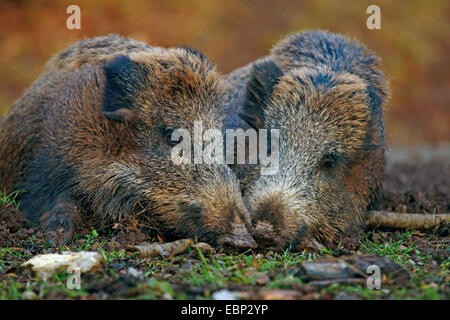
[241,59,283,129]
[102,55,146,121]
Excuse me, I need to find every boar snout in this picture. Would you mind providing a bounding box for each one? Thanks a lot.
[252,220,283,250]
[217,222,257,252]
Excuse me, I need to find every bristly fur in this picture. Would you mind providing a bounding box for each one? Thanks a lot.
[240,60,284,129]
[0,35,255,248]
[271,30,389,111]
[223,30,390,249]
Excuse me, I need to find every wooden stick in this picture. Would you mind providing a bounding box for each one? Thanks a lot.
[368,211,450,230]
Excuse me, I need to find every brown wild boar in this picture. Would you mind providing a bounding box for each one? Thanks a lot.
[0,35,256,249]
[223,30,389,250]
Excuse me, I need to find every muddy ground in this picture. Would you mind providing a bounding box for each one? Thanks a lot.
[0,146,448,300]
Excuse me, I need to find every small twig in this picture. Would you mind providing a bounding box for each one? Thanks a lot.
[368,211,450,230]
[134,239,194,258]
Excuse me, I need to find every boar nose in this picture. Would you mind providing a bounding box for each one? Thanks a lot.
[252,220,283,250]
[217,223,257,252]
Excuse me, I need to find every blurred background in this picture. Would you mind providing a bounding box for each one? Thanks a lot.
[0,0,448,146]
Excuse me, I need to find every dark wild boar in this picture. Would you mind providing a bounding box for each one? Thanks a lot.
[0,35,256,249]
[223,30,389,250]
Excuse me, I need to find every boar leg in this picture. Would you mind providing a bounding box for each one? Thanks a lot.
[39,197,81,245]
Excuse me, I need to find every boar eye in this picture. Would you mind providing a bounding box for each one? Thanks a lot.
[321,153,338,169]
[161,126,182,146]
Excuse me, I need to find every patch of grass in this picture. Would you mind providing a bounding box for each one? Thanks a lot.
[0,276,90,300]
[0,229,447,299]
[136,279,180,299]
[100,249,127,264]
[0,190,23,208]
[75,229,105,251]
[321,280,444,300]
[0,278,23,299]
[146,249,317,292]
[0,247,31,272]
[348,230,448,299]
[394,286,441,300]
[321,282,385,300]
[359,231,416,266]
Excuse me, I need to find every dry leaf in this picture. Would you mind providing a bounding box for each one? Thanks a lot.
[21,251,103,281]
[192,242,214,256]
[135,239,193,258]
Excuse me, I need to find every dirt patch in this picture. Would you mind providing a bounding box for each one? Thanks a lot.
[0,204,29,232]
[381,146,449,214]
[0,204,32,247]
[0,146,448,299]
[382,160,449,213]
